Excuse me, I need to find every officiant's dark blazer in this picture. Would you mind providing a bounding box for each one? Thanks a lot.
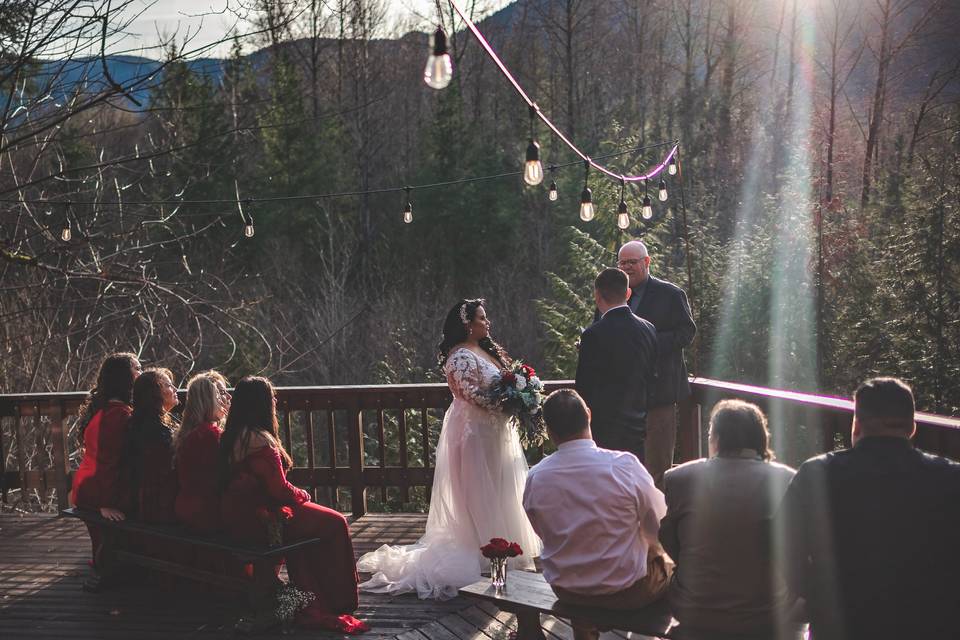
[596,276,696,408]
[575,306,657,458]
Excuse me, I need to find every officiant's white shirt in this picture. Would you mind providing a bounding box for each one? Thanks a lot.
[523,439,666,594]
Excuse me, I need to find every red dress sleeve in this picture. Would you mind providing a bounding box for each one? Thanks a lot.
[248,447,310,506]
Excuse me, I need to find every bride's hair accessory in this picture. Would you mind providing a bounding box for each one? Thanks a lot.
[459,303,469,325]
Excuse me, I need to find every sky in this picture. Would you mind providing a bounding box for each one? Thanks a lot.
[122,0,512,59]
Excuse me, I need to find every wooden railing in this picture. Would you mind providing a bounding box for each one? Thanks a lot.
[2,379,958,516]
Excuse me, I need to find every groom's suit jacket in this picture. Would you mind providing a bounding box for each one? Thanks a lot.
[575,305,657,459]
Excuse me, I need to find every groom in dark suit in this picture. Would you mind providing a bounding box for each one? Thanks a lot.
[576,268,658,460]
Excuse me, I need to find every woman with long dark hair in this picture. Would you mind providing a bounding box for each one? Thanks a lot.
[357,299,541,599]
[70,352,142,576]
[218,376,366,633]
[174,371,230,533]
[125,368,179,523]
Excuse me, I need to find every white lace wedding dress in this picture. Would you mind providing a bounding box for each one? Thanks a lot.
[356,347,542,599]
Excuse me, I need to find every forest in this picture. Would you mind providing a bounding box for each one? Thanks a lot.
[2,0,959,418]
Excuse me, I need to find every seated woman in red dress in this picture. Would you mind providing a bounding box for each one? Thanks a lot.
[174,371,230,533]
[125,368,179,523]
[218,376,367,633]
[70,352,142,578]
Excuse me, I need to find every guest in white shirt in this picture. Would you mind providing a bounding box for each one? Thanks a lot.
[523,389,673,640]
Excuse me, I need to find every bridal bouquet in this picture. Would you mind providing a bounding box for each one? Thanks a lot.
[489,361,546,447]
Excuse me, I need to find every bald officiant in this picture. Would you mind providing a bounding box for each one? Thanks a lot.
[614,240,696,486]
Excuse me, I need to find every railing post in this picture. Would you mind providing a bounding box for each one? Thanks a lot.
[346,406,367,517]
[677,397,702,462]
[14,403,30,504]
[49,400,71,512]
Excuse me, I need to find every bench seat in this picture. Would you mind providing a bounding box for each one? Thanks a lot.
[460,570,676,639]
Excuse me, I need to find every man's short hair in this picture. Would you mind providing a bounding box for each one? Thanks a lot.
[854,377,915,433]
[709,399,773,461]
[595,268,629,304]
[543,389,589,438]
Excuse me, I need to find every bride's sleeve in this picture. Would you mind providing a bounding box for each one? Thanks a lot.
[445,350,500,410]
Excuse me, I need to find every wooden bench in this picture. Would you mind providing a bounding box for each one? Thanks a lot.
[62,507,323,631]
[460,570,676,640]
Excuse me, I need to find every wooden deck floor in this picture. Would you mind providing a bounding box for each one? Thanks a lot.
[0,512,643,640]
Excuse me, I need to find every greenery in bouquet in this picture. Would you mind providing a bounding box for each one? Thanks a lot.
[489,361,547,447]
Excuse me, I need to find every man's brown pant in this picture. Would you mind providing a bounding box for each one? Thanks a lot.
[551,546,675,640]
[644,404,677,487]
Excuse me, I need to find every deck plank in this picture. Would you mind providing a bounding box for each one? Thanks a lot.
[0,512,480,639]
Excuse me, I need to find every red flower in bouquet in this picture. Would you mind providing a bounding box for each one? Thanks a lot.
[502,371,517,385]
[279,506,294,520]
[521,364,536,378]
[481,537,523,559]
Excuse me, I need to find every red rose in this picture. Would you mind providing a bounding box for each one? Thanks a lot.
[279,506,294,520]
[521,364,535,377]
[502,372,517,385]
[481,538,518,559]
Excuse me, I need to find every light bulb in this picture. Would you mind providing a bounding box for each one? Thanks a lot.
[579,187,594,222]
[424,26,453,90]
[668,157,677,176]
[61,225,71,241]
[403,203,413,224]
[617,199,630,229]
[548,181,558,201]
[523,140,543,186]
[658,179,668,202]
[641,195,653,220]
[244,223,255,237]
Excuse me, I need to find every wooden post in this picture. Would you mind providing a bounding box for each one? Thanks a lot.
[346,406,366,517]
[677,397,701,462]
[49,400,71,512]
[304,400,317,502]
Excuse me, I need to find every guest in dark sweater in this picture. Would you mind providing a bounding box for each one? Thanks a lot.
[778,377,960,640]
[125,368,179,524]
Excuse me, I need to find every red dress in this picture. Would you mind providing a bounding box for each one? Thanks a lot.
[132,436,177,524]
[71,402,133,566]
[175,422,221,533]
[220,446,366,633]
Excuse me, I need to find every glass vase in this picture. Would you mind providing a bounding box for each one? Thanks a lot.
[490,557,508,591]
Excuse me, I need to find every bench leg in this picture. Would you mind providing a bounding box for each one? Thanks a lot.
[235,558,281,634]
[516,610,546,640]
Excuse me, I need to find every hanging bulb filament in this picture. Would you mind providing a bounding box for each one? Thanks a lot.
[668,156,677,176]
[658,179,668,202]
[548,180,558,201]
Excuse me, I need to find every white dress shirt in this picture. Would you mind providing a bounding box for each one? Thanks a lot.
[523,438,666,594]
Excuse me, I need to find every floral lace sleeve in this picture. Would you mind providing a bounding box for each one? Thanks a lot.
[445,349,500,410]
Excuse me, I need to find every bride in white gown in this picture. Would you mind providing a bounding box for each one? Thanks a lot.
[357,298,542,599]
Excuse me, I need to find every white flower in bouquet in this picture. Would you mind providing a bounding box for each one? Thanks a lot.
[529,376,541,389]
[515,375,527,391]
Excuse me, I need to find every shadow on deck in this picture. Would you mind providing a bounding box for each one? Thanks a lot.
[0,512,629,640]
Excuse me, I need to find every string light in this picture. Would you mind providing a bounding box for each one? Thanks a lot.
[579,160,594,222]
[523,105,544,186]
[641,180,653,220]
[547,165,558,201]
[424,26,453,90]
[616,180,630,230]
[658,178,668,202]
[60,201,72,241]
[403,187,413,223]
[668,156,677,176]
[240,198,255,237]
